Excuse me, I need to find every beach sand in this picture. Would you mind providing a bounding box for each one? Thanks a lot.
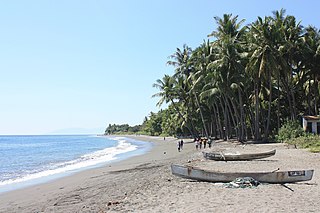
[0,135,319,212]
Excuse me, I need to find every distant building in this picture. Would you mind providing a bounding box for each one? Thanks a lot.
[302,116,320,134]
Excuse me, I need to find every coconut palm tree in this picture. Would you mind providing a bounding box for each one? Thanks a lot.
[190,40,214,139]
[207,14,247,141]
[302,26,320,115]
[246,15,282,140]
[279,14,304,120]
[167,44,193,78]
[166,45,201,136]
[152,75,194,136]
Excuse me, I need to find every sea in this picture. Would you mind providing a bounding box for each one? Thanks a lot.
[0,135,152,193]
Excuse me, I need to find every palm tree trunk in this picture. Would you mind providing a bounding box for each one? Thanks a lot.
[219,96,228,140]
[238,88,245,142]
[244,90,254,139]
[254,81,261,141]
[247,105,255,139]
[194,92,209,138]
[185,104,198,136]
[226,99,237,139]
[287,72,297,120]
[314,73,319,115]
[209,106,215,136]
[226,94,240,140]
[286,90,293,120]
[308,79,312,115]
[277,73,281,132]
[283,75,294,120]
[265,69,272,141]
[214,102,223,139]
[291,86,297,120]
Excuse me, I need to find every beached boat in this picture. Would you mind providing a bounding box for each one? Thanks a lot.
[202,149,276,161]
[171,164,314,183]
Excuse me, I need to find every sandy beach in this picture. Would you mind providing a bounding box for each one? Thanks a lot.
[0,135,319,213]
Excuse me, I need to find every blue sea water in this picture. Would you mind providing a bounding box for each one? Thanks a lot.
[0,135,152,193]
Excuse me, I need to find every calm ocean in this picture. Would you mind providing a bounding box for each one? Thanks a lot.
[0,135,152,193]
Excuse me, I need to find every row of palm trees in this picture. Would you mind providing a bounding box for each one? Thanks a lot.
[152,9,320,142]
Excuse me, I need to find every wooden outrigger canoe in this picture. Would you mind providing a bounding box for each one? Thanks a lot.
[171,164,314,183]
[202,149,276,161]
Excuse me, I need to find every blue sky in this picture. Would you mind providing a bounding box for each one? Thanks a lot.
[0,0,319,135]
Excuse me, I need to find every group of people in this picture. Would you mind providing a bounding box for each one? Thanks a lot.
[177,139,184,152]
[194,137,211,150]
[176,137,212,152]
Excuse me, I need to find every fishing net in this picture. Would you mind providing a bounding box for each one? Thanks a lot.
[224,177,260,188]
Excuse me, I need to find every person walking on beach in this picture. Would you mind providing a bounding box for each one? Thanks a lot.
[208,138,212,148]
[180,139,184,150]
[195,138,199,150]
[177,140,181,152]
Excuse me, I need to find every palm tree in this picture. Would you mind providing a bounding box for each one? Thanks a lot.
[303,26,320,115]
[207,14,247,141]
[152,75,194,136]
[167,44,193,78]
[246,15,281,140]
[280,14,304,120]
[166,45,201,136]
[190,40,214,139]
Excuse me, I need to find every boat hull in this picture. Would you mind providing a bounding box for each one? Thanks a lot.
[202,149,276,161]
[171,164,314,183]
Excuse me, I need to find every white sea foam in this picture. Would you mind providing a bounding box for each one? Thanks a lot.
[0,138,137,187]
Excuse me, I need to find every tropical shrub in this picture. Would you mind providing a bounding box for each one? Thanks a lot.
[287,135,320,153]
[276,120,305,142]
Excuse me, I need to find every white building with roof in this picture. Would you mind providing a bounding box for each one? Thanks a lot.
[302,116,320,134]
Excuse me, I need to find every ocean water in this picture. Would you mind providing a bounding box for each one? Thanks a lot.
[0,135,152,193]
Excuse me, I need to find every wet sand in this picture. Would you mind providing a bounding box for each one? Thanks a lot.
[0,135,319,212]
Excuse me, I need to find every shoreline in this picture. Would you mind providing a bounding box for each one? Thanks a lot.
[0,136,319,212]
[0,135,171,193]
[0,135,152,194]
[0,135,188,212]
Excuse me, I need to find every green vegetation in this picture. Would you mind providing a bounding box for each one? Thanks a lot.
[286,135,320,153]
[275,120,320,153]
[105,108,185,136]
[105,124,141,135]
[105,9,320,147]
[151,9,320,141]
[276,120,305,142]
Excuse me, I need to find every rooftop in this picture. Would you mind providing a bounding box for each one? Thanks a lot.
[302,115,320,121]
